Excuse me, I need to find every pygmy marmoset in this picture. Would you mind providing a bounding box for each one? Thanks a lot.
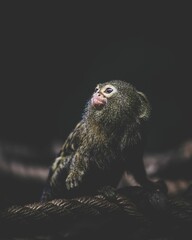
[41,80,165,201]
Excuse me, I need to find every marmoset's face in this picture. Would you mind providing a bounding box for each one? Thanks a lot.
[91,84,117,109]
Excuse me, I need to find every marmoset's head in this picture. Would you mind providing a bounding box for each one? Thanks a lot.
[84,80,151,127]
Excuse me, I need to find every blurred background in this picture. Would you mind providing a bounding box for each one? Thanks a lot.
[0,3,192,206]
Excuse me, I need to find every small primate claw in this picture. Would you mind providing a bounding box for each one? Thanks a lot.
[65,171,84,190]
[154,180,168,194]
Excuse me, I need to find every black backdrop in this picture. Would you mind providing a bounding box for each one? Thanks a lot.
[1,3,192,162]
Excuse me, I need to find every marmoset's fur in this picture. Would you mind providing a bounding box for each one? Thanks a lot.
[41,80,163,201]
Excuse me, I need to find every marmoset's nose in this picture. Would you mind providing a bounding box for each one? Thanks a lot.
[96,91,104,97]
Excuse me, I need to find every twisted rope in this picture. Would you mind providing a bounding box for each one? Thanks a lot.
[0,192,147,236]
[0,186,192,239]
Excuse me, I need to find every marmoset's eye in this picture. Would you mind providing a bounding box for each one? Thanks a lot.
[104,88,113,94]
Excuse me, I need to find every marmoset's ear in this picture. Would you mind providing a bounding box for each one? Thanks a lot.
[137,91,151,120]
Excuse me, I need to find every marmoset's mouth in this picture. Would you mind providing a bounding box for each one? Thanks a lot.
[91,95,107,109]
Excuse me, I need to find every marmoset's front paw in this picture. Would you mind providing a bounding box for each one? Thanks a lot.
[65,170,84,190]
[98,185,117,201]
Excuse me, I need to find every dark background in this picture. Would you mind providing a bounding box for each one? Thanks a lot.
[0,3,192,163]
[0,5,192,239]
